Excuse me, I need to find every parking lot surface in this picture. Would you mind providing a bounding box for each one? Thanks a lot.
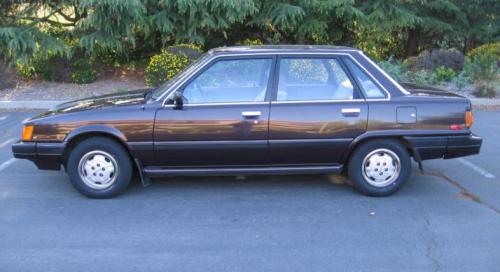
[0,110,499,271]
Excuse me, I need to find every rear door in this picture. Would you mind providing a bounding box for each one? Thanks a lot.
[268,55,368,165]
[154,56,275,167]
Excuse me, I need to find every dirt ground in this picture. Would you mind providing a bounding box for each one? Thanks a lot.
[0,68,146,101]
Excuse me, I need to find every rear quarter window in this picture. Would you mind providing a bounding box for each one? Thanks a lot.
[344,58,386,99]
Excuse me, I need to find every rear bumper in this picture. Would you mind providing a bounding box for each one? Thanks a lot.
[404,133,482,161]
[11,141,65,170]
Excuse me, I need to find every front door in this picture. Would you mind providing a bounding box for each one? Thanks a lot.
[154,57,275,167]
[268,56,368,165]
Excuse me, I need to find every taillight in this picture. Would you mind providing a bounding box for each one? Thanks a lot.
[22,125,34,141]
[465,111,473,128]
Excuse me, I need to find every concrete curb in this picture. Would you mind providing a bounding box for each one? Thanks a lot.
[0,100,64,109]
[1,98,499,110]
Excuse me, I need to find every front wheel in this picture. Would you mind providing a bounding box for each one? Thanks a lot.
[348,139,411,196]
[67,137,133,198]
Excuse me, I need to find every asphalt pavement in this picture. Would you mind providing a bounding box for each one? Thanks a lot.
[0,110,499,271]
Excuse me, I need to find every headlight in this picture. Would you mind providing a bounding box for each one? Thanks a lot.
[22,125,34,141]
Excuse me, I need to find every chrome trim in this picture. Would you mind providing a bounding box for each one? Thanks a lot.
[341,108,361,114]
[159,51,394,104]
[242,111,262,117]
[271,99,365,104]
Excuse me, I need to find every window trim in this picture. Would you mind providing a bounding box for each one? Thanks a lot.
[160,52,392,106]
[163,55,276,106]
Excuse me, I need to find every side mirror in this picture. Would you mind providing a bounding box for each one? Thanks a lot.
[174,91,183,109]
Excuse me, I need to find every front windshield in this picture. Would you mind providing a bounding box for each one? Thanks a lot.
[151,53,210,100]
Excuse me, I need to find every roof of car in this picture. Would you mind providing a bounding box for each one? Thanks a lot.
[209,45,359,55]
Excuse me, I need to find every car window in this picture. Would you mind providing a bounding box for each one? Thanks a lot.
[182,58,272,104]
[277,58,355,101]
[344,58,386,99]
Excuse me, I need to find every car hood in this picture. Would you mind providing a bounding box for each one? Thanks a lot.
[400,82,465,98]
[37,88,152,117]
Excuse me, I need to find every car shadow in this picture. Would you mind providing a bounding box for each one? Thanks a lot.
[124,173,355,198]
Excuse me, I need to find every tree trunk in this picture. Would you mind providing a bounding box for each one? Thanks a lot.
[405,27,420,58]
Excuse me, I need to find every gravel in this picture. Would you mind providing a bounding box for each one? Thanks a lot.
[0,74,146,101]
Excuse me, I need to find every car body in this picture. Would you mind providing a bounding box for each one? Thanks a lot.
[12,45,482,198]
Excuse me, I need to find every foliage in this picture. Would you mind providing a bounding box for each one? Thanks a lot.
[474,80,497,98]
[16,53,72,82]
[411,70,432,85]
[71,58,100,84]
[1,0,499,66]
[236,38,264,46]
[463,48,499,97]
[145,50,190,86]
[165,44,203,61]
[452,71,471,89]
[467,42,500,63]
[406,49,465,72]
[432,66,456,83]
[16,62,36,79]
[464,52,498,82]
[1,0,500,97]
[378,57,410,82]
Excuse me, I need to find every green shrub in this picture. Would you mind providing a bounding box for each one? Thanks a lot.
[411,70,432,85]
[165,43,203,61]
[71,58,100,84]
[16,54,72,82]
[145,50,191,86]
[463,50,499,97]
[378,57,410,82]
[432,66,456,83]
[236,38,264,46]
[16,62,36,79]
[452,71,471,89]
[464,52,498,81]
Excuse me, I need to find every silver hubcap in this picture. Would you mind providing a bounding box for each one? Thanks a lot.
[362,148,401,187]
[78,150,118,190]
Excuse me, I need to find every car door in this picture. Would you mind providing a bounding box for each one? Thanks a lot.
[154,56,275,167]
[268,55,369,165]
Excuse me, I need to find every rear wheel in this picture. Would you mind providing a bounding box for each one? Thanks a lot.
[348,139,411,196]
[67,137,132,198]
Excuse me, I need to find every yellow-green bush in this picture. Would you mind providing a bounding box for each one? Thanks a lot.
[468,42,500,61]
[464,42,500,97]
[16,61,37,79]
[145,50,191,86]
[236,38,263,46]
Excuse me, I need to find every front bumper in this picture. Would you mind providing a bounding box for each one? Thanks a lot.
[11,141,65,170]
[404,133,482,161]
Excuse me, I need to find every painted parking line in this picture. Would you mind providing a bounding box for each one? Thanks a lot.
[457,158,496,179]
[0,158,17,172]
[0,138,17,149]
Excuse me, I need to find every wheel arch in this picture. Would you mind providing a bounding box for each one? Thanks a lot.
[343,133,416,164]
[61,126,134,168]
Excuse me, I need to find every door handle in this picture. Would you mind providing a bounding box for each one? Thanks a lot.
[242,111,261,118]
[341,108,361,116]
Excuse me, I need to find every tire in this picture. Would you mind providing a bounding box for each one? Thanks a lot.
[348,139,411,196]
[67,137,133,198]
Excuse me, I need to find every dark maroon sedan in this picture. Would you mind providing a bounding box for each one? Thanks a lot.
[12,45,482,198]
